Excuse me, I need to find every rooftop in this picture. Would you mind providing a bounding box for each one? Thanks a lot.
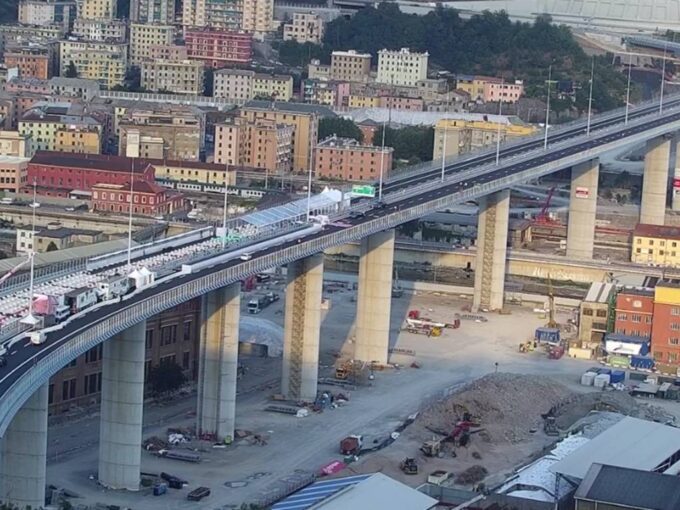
[550,417,680,481]
[317,135,391,152]
[331,49,371,58]
[634,223,680,240]
[29,151,153,174]
[243,100,336,118]
[576,463,680,509]
[92,180,167,194]
[346,108,527,127]
[584,282,615,303]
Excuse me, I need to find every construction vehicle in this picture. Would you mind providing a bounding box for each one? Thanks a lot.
[533,186,559,226]
[543,415,559,436]
[407,310,460,329]
[400,458,418,475]
[247,291,279,314]
[421,438,444,457]
[403,319,442,337]
[340,435,363,455]
[519,340,536,353]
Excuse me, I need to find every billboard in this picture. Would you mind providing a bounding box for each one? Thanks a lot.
[351,184,376,198]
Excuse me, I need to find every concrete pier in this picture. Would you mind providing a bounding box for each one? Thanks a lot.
[197,283,240,441]
[473,190,510,312]
[566,159,599,260]
[0,384,48,509]
[354,229,395,365]
[640,136,671,225]
[98,321,146,491]
[281,253,323,401]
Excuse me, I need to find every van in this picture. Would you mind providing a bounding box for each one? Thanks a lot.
[240,253,252,261]
[0,197,14,205]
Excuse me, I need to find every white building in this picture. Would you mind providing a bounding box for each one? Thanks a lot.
[283,12,324,44]
[377,47,429,87]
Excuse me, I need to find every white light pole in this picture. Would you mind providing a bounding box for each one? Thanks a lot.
[586,57,594,136]
[221,171,229,249]
[440,122,447,181]
[544,64,554,150]
[625,52,632,124]
[495,81,503,165]
[126,159,134,271]
[378,119,387,201]
[25,179,38,322]
[660,40,668,114]
[305,145,314,221]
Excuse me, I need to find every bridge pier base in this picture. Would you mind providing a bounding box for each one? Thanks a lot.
[640,136,671,225]
[0,383,48,509]
[354,229,395,365]
[197,284,240,441]
[567,159,599,260]
[98,321,146,491]
[473,190,510,312]
[281,254,323,401]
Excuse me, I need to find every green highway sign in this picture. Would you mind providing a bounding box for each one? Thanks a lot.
[351,184,376,198]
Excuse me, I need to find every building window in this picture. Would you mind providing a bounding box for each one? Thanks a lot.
[583,308,593,316]
[61,378,76,401]
[161,324,177,345]
[672,307,680,316]
[596,309,607,318]
[85,344,102,363]
[182,351,190,369]
[671,323,680,331]
[618,313,627,321]
[631,314,641,323]
[670,353,679,363]
[670,338,680,346]
[653,351,664,361]
[183,321,192,341]
[145,329,153,349]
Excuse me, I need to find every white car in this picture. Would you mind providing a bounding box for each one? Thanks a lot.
[240,253,252,261]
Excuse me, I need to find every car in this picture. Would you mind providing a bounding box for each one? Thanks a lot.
[0,355,6,368]
[240,253,252,261]
[375,201,388,210]
[349,211,365,219]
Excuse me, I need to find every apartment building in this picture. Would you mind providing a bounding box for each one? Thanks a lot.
[308,59,330,80]
[18,0,77,31]
[239,101,319,173]
[145,159,236,188]
[80,0,116,20]
[184,28,252,67]
[182,0,242,30]
[615,288,654,338]
[19,102,103,154]
[149,44,187,62]
[457,75,510,102]
[213,69,293,101]
[631,224,680,266]
[483,80,524,103]
[348,94,380,108]
[242,0,274,40]
[119,106,204,161]
[303,79,350,108]
[215,117,292,175]
[0,131,31,157]
[0,156,28,192]
[376,48,428,87]
[129,0,175,24]
[433,115,537,160]
[59,40,127,89]
[283,12,324,44]
[129,23,174,66]
[0,25,63,55]
[315,135,393,181]
[4,44,55,80]
[379,95,424,111]
[651,283,680,367]
[92,180,184,216]
[72,18,127,43]
[330,50,371,82]
[49,77,100,100]
[141,59,205,95]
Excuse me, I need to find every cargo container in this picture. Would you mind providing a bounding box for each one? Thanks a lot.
[64,287,98,314]
[610,370,625,384]
[631,355,655,371]
[606,355,630,368]
[535,327,560,344]
[581,371,597,386]
[596,368,612,376]
[594,373,611,389]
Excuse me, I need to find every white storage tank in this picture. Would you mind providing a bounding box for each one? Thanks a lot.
[594,373,611,389]
[580,371,597,386]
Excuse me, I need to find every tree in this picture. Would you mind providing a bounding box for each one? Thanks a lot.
[318,117,363,142]
[148,361,187,395]
[64,61,78,78]
[374,124,434,164]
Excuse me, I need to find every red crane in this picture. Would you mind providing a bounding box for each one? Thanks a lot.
[534,186,559,225]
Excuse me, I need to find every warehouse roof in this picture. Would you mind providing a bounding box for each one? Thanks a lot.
[30,152,153,174]
[584,282,615,303]
[243,100,336,118]
[550,417,680,481]
[634,223,680,240]
[575,463,680,509]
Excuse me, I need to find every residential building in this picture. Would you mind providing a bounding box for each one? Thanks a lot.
[651,282,680,367]
[0,25,63,56]
[26,151,155,197]
[330,50,371,82]
[92,180,184,216]
[0,155,28,192]
[241,0,274,40]
[308,59,330,80]
[303,79,350,108]
[118,106,204,161]
[49,299,201,414]
[0,131,31,157]
[123,129,164,159]
[456,75,509,102]
[18,0,77,31]
[80,0,116,20]
[72,18,126,42]
[376,48,428,87]
[578,282,615,345]
[129,23,174,66]
[283,12,324,44]
[129,0,175,24]
[182,0,242,31]
[252,73,293,101]
[4,44,54,80]
[16,223,103,254]
[213,69,254,101]
[631,224,680,266]
[348,94,380,109]
[184,28,252,67]
[483,80,524,103]
[240,101,321,173]
[315,135,392,181]
[149,44,187,62]
[141,59,205,95]
[379,95,423,111]
[145,159,236,188]
[49,77,99,100]
[614,288,654,338]
[19,102,103,154]
[59,39,127,89]
[432,115,537,160]
[214,117,293,175]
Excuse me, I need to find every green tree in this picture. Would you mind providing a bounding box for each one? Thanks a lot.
[318,117,363,142]
[374,125,434,164]
[277,41,327,67]
[148,361,187,395]
[64,61,78,78]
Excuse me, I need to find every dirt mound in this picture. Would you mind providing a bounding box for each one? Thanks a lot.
[418,373,574,443]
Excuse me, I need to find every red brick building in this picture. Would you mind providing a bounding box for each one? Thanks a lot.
[651,282,680,367]
[614,288,654,338]
[26,151,155,197]
[315,135,393,182]
[184,28,252,67]
[92,180,184,216]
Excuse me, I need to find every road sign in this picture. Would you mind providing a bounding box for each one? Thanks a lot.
[351,184,375,198]
[575,186,589,199]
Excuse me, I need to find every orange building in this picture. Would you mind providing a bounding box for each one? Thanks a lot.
[315,135,393,182]
[4,46,54,80]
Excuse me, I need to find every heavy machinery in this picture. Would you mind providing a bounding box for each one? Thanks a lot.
[421,438,444,457]
[400,458,419,475]
[543,415,559,436]
[404,319,442,337]
[340,435,363,456]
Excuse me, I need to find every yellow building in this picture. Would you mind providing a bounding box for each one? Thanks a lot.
[54,126,101,154]
[632,224,680,267]
[348,95,381,109]
[252,73,294,101]
[80,0,116,20]
[144,159,237,187]
[432,115,537,160]
[129,23,175,66]
[59,40,127,89]
[141,59,205,95]
[242,0,274,40]
[456,75,502,101]
[19,104,103,153]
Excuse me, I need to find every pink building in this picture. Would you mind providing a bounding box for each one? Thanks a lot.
[378,95,424,112]
[184,28,252,67]
[483,80,524,103]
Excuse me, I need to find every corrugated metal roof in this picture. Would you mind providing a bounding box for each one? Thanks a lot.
[271,474,371,510]
[584,282,614,303]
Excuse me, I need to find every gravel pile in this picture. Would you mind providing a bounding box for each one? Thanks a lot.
[418,372,574,444]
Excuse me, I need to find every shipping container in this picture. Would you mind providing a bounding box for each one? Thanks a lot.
[631,355,655,371]
[594,373,611,389]
[535,327,560,344]
[610,370,625,384]
[581,371,596,386]
[596,368,612,375]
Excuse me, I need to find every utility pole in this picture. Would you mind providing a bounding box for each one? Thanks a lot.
[625,52,632,124]
[495,80,503,165]
[126,158,135,271]
[661,40,668,114]
[586,57,594,136]
[544,64,556,150]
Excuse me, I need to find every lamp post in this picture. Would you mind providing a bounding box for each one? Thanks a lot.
[25,178,38,322]
[305,145,314,221]
[544,65,556,150]
[625,52,632,125]
[660,40,668,114]
[495,80,503,165]
[586,57,594,136]
[221,174,229,249]
[126,158,135,271]
[378,119,387,200]
[440,122,447,181]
